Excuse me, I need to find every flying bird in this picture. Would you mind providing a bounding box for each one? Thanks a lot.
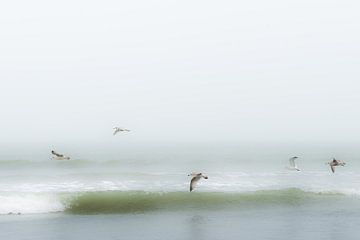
[113,127,130,135]
[287,156,300,171]
[328,158,346,173]
[51,150,70,160]
[188,173,208,192]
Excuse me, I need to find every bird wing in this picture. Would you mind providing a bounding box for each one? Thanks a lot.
[51,151,63,157]
[190,177,200,192]
[113,129,119,135]
[289,158,296,168]
[188,173,198,177]
[331,165,335,173]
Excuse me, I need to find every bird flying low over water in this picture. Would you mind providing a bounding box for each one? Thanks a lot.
[287,156,300,171]
[51,150,70,160]
[328,158,346,173]
[188,173,208,192]
[113,127,130,135]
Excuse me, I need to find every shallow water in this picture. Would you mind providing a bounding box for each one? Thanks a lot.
[1,203,360,240]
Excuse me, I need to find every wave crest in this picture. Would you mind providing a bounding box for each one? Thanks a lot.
[65,189,346,214]
[0,189,355,215]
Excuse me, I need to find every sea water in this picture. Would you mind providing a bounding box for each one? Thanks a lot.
[0,142,360,240]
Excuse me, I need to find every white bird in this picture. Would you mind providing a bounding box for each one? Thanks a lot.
[113,127,130,135]
[188,173,208,192]
[287,156,300,171]
[51,150,70,160]
[328,158,346,173]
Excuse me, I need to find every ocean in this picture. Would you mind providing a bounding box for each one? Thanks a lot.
[1,142,360,240]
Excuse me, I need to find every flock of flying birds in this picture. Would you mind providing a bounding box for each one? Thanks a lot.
[50,127,130,160]
[50,127,347,192]
[287,156,346,173]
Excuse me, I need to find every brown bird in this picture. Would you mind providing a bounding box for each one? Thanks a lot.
[328,158,346,173]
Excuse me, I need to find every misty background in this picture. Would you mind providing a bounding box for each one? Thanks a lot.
[0,0,359,151]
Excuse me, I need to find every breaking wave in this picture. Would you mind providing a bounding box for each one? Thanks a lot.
[1,188,358,215]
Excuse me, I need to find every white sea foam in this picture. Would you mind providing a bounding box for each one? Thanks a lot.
[0,193,64,214]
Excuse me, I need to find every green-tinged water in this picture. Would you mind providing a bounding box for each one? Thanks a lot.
[64,189,351,214]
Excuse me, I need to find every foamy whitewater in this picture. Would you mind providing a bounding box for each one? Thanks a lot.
[1,142,360,215]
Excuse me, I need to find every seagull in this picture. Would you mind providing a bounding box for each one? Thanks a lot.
[51,150,70,160]
[113,127,130,135]
[287,156,300,171]
[188,173,208,192]
[328,158,346,173]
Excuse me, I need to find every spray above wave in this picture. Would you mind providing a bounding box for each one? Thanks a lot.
[0,171,359,194]
[0,189,356,215]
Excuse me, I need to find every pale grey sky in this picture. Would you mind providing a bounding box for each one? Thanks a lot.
[0,0,359,144]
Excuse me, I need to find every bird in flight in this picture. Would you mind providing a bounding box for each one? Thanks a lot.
[51,150,70,160]
[287,156,300,171]
[113,127,130,136]
[328,158,346,173]
[188,173,208,192]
